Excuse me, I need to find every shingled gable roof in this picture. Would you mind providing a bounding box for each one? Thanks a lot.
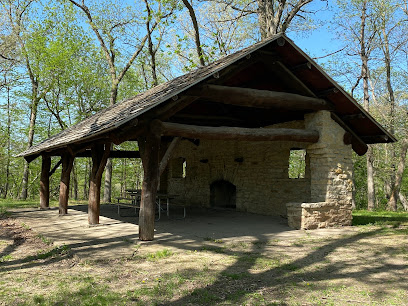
[18,34,396,159]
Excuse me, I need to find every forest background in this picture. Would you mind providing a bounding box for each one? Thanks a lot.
[0,0,407,211]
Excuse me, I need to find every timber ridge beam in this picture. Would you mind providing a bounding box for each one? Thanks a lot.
[155,120,320,143]
[186,84,331,111]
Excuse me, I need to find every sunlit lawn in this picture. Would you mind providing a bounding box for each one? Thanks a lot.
[0,199,87,216]
[352,209,408,226]
[1,201,408,304]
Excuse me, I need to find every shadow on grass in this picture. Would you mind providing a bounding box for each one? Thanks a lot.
[163,228,408,305]
[3,205,408,304]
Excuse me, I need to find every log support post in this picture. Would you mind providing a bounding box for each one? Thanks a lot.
[138,120,162,241]
[59,154,74,215]
[88,143,111,225]
[40,155,51,210]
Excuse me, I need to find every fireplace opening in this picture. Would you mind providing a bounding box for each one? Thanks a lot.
[210,180,236,209]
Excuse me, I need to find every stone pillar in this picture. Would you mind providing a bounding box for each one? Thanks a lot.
[287,111,354,229]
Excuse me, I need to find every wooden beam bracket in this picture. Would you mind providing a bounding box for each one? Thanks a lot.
[159,137,180,176]
[49,158,62,177]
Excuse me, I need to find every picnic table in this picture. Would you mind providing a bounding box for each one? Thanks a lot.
[115,189,185,220]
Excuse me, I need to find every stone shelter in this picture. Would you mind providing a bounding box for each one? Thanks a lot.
[17,34,395,240]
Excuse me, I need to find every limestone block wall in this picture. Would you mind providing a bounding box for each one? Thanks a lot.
[165,121,311,216]
[287,202,350,229]
[286,111,354,229]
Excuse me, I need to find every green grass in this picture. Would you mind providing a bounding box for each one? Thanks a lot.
[352,210,408,227]
[0,254,13,262]
[0,199,50,209]
[146,249,173,261]
[0,199,61,218]
[37,234,53,245]
[23,245,71,262]
[0,199,88,217]
[38,276,123,306]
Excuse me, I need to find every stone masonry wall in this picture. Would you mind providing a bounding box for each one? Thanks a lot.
[165,121,311,216]
[286,111,354,229]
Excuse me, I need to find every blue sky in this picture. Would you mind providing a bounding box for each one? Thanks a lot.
[287,1,342,62]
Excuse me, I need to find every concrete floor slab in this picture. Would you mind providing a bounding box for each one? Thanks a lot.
[9,204,359,259]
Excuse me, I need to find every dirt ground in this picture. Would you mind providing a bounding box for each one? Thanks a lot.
[1,204,408,305]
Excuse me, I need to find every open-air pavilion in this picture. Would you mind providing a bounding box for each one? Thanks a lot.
[17,34,395,241]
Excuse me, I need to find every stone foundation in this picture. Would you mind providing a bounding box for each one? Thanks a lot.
[286,202,352,230]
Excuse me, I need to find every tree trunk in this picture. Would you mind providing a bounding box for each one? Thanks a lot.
[380,27,397,201]
[20,97,40,200]
[59,154,74,215]
[387,138,408,211]
[138,122,161,241]
[83,159,89,200]
[40,155,51,209]
[257,0,313,38]
[103,157,113,203]
[367,146,376,211]
[359,0,376,211]
[399,192,408,211]
[3,84,11,199]
[181,0,206,66]
[144,0,158,86]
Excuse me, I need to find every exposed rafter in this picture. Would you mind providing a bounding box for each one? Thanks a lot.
[267,60,316,97]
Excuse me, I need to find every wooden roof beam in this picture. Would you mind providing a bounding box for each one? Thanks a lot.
[157,120,319,143]
[186,84,332,111]
[341,113,366,121]
[256,51,316,97]
[360,135,390,143]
